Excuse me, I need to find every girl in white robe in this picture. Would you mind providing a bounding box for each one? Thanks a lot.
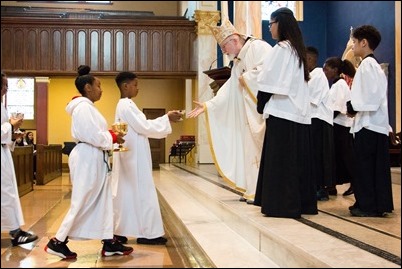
[254,7,316,219]
[324,57,357,196]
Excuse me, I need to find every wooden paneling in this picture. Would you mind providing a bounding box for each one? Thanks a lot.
[36,144,62,185]
[143,108,166,169]
[1,16,197,78]
[11,146,34,197]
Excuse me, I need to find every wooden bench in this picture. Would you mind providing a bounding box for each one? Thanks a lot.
[11,145,34,197]
[36,144,62,185]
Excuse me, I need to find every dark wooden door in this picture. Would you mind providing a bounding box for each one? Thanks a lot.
[143,108,166,169]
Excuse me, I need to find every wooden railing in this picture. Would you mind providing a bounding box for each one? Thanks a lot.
[11,145,34,197]
[36,144,62,185]
[1,8,197,78]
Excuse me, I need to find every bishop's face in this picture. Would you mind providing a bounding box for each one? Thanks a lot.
[220,35,240,60]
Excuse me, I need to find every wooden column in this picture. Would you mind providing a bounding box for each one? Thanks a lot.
[35,77,49,145]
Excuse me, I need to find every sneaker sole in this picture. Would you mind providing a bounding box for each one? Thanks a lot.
[44,246,77,259]
[137,240,167,245]
[101,248,133,257]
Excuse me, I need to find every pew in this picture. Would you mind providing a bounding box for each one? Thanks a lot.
[36,144,62,185]
[11,145,34,197]
[169,135,196,164]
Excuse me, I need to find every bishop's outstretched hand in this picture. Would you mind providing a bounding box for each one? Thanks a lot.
[187,101,205,118]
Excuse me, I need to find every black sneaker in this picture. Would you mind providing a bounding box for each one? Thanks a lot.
[44,237,77,259]
[316,189,329,201]
[343,186,354,196]
[136,237,168,245]
[113,234,128,244]
[350,207,385,217]
[348,202,358,210]
[10,230,38,246]
[239,197,247,202]
[101,240,133,257]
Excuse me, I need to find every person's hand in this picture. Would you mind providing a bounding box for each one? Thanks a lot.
[187,101,205,118]
[12,132,25,141]
[167,110,183,122]
[9,117,23,130]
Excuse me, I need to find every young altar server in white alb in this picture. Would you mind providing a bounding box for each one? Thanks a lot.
[1,71,38,247]
[112,71,182,245]
[187,19,272,204]
[346,25,394,217]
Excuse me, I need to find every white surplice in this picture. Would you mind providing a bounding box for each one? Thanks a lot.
[112,98,171,238]
[328,78,354,128]
[204,38,271,199]
[55,97,115,241]
[1,103,25,231]
[350,57,389,135]
[309,67,333,125]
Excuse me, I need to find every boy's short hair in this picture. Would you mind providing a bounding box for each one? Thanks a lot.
[352,25,381,51]
[115,71,137,88]
[306,46,319,57]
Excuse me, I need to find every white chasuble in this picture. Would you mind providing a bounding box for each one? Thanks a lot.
[205,39,271,199]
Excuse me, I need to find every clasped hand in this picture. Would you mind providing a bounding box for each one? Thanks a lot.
[167,110,183,122]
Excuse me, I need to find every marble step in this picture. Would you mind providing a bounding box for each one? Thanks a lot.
[156,165,279,268]
[156,164,399,268]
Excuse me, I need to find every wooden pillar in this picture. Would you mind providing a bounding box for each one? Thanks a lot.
[193,8,220,163]
[35,77,49,145]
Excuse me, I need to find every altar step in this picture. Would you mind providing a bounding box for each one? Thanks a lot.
[156,164,400,268]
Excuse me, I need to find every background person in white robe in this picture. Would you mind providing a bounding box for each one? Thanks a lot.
[112,71,182,245]
[324,57,357,197]
[346,25,394,217]
[306,47,335,202]
[254,7,316,219]
[187,19,272,204]
[44,65,133,259]
[1,71,38,246]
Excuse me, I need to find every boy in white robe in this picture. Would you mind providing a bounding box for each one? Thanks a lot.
[347,25,394,217]
[112,71,182,245]
[306,47,335,201]
[1,71,38,246]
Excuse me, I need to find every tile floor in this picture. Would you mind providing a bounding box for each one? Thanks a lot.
[1,165,400,268]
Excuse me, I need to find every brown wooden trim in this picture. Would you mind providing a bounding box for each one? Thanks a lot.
[1,16,197,78]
